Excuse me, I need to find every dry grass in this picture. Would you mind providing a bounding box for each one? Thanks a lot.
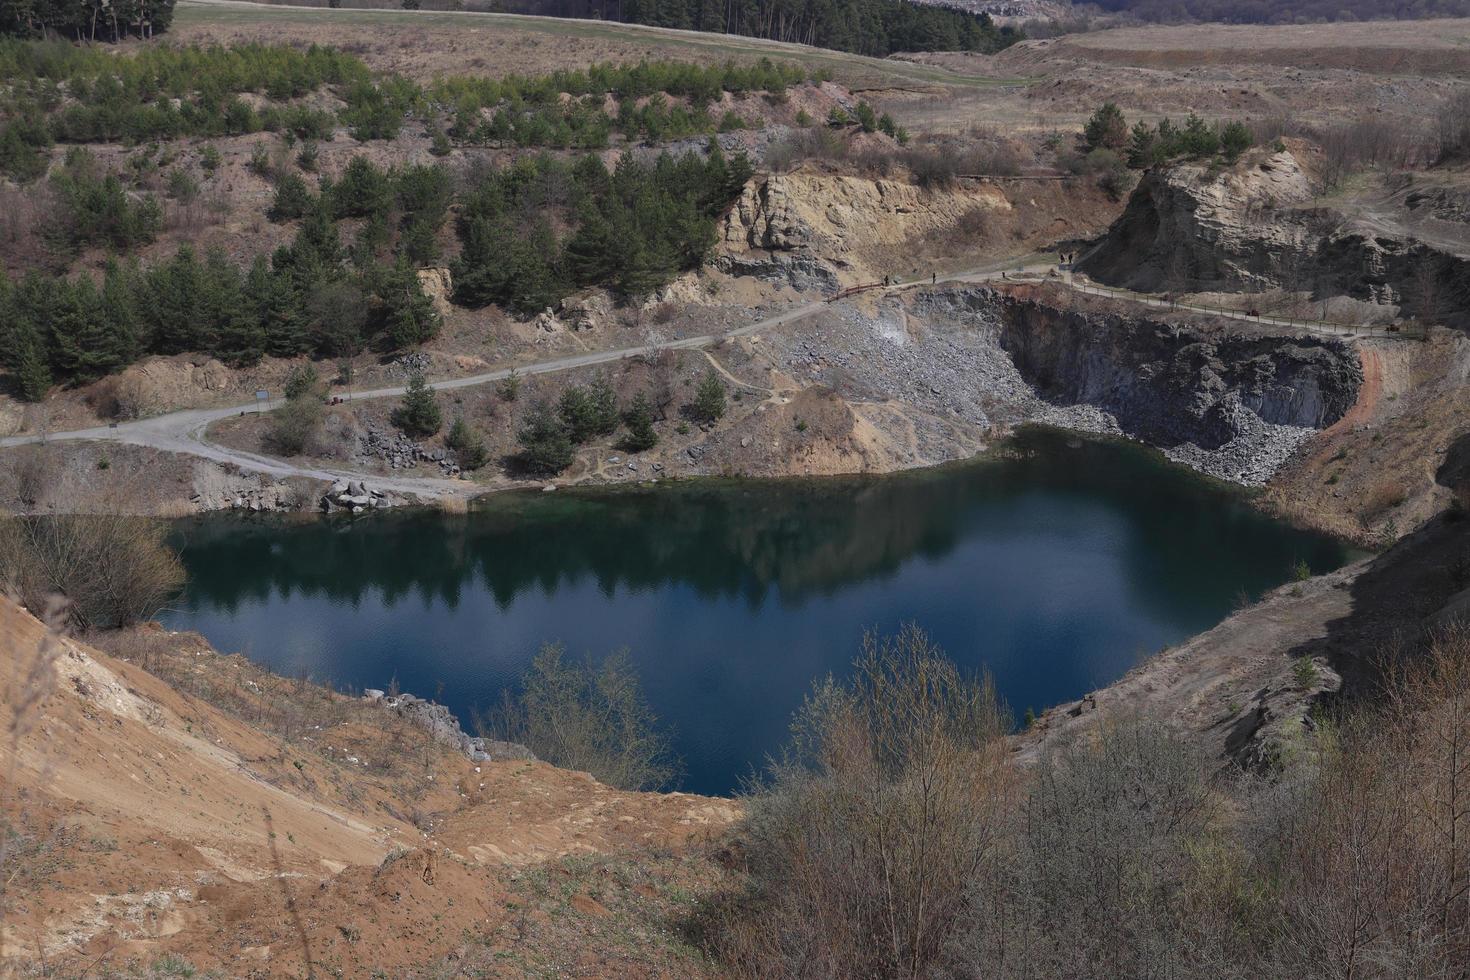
[0,515,184,629]
[705,626,1470,978]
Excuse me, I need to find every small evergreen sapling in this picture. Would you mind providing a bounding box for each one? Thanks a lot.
[393,369,442,437]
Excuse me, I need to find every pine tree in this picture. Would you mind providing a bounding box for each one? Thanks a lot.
[516,400,575,475]
[392,369,442,437]
[1085,103,1129,152]
[1127,121,1158,170]
[149,246,205,354]
[558,385,598,443]
[270,173,314,222]
[204,247,263,367]
[587,376,621,437]
[98,261,142,368]
[249,256,309,358]
[379,261,441,350]
[1220,121,1255,161]
[692,366,726,423]
[3,307,53,402]
[620,392,658,452]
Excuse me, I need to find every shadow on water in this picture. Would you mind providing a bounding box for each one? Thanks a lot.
[164,428,1354,795]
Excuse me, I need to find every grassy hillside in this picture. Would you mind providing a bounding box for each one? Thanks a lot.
[172,0,1026,90]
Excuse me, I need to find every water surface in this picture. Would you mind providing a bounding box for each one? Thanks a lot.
[163,429,1352,795]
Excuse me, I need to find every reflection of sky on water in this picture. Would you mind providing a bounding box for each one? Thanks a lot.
[163,430,1351,796]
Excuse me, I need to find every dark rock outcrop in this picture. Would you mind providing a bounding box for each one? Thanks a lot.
[925,288,1363,453]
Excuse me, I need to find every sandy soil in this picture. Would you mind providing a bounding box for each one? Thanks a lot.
[0,598,738,976]
[1264,330,1470,545]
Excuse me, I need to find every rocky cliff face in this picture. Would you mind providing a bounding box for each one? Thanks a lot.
[991,292,1361,446]
[1079,147,1470,327]
[719,167,1011,289]
[918,287,1363,482]
[1079,147,1317,292]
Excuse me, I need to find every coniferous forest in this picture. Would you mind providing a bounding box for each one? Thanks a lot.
[535,0,1021,57]
[0,0,176,41]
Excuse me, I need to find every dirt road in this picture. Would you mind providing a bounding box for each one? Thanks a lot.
[3,260,1404,497]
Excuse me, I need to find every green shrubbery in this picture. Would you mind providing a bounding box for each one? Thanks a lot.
[0,213,444,399]
[0,42,810,179]
[514,375,663,474]
[446,415,489,470]
[455,145,751,313]
[0,137,746,400]
[0,41,363,171]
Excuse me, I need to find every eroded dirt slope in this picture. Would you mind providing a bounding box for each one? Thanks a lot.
[0,599,738,976]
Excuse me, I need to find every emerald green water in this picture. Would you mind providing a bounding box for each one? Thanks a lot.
[162,429,1352,795]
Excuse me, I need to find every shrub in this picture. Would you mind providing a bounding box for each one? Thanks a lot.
[296,141,319,173]
[497,368,522,402]
[247,142,273,179]
[1291,656,1319,689]
[48,167,162,252]
[1220,120,1254,160]
[267,393,324,456]
[715,626,1012,977]
[446,415,488,470]
[0,514,184,629]
[392,369,442,438]
[488,643,679,791]
[270,173,313,222]
[557,378,619,443]
[165,167,198,203]
[283,364,321,401]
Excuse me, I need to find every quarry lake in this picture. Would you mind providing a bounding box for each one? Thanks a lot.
[162,429,1353,796]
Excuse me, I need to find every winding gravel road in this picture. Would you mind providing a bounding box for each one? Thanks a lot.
[2,260,1398,498]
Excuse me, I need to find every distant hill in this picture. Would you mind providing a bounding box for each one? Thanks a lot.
[1083,0,1470,24]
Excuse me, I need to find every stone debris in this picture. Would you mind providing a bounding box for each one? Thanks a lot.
[321,479,408,514]
[367,690,536,764]
[764,287,1355,488]
[357,424,462,476]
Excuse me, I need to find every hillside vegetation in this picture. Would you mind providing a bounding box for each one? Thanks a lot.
[0,39,782,400]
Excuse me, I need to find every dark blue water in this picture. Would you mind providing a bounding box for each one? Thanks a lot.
[162,428,1352,796]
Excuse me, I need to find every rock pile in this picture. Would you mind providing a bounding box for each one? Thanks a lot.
[357,424,461,475]
[321,480,407,513]
[363,689,536,764]
[191,483,302,512]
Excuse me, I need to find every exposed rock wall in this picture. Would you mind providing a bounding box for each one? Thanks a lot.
[1079,147,1470,327]
[918,287,1362,482]
[719,167,1011,289]
[990,292,1361,446]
